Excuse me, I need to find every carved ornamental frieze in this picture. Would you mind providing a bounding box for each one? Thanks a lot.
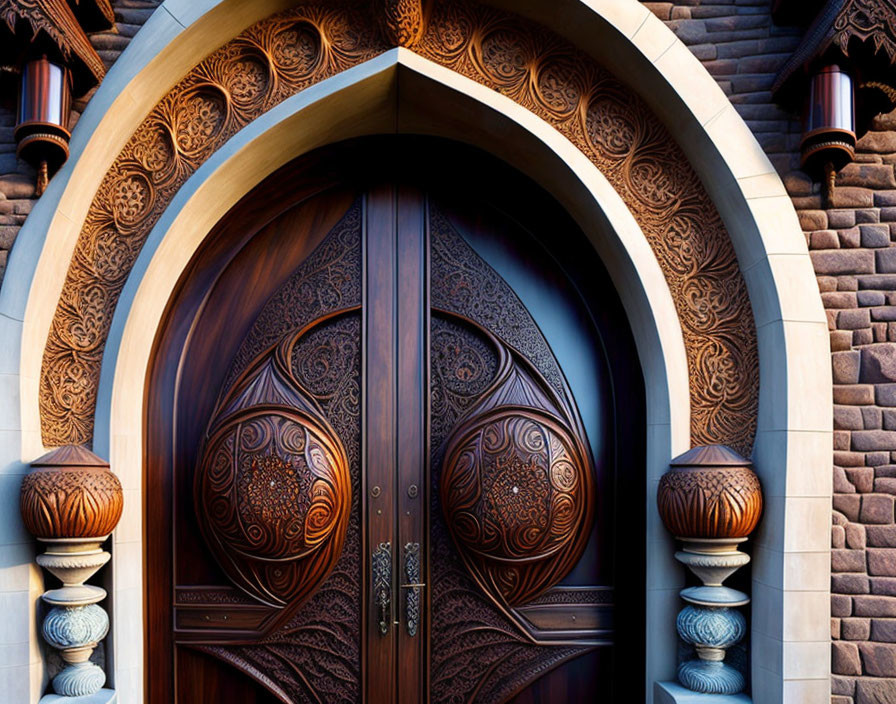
[39,0,759,455]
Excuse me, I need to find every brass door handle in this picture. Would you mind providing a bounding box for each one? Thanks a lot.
[373,542,392,636]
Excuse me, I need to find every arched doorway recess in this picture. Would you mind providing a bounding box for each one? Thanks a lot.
[4,1,831,702]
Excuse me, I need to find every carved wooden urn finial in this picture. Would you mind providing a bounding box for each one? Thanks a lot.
[657,444,762,544]
[21,444,123,540]
[376,0,427,47]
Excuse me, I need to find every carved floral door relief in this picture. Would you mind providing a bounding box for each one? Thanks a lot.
[148,142,643,704]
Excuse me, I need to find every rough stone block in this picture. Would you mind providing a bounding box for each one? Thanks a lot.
[834,594,854,617]
[837,431,854,450]
[826,292,860,309]
[834,573,871,594]
[834,641,863,675]
[832,330,855,351]
[842,276,861,291]
[876,478,896,495]
[837,451,869,467]
[821,276,840,292]
[831,209,859,228]
[813,250,875,275]
[799,209,828,231]
[837,494,864,522]
[839,163,896,189]
[877,384,896,407]
[840,308,873,329]
[861,494,896,523]
[869,549,896,576]
[838,467,858,493]
[865,407,885,429]
[837,406,865,430]
[863,224,892,248]
[843,617,872,640]
[868,525,896,547]
[872,619,896,642]
[872,577,896,596]
[882,207,896,223]
[860,291,888,306]
[859,275,896,290]
[836,385,876,405]
[877,248,896,274]
[811,229,840,249]
[855,595,896,617]
[857,209,882,224]
[855,678,896,703]
[834,549,868,573]
[834,674,857,695]
[874,307,896,322]
[853,431,896,452]
[856,328,875,345]
[847,467,875,492]
[861,345,896,382]
[877,191,896,207]
[848,522,868,549]
[841,226,863,248]
[834,524,847,547]
[860,643,896,677]
[832,187,876,209]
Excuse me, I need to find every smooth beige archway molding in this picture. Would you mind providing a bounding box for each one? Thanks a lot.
[2,1,831,703]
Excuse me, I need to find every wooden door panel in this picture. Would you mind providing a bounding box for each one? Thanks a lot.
[175,195,364,703]
[428,203,607,702]
[148,138,643,704]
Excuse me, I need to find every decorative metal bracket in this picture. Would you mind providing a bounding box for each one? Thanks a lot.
[402,542,422,637]
[373,542,392,636]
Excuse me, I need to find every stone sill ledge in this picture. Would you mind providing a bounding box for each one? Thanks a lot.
[656,682,751,703]
[39,690,117,704]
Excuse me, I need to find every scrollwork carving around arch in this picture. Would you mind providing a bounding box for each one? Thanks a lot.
[39,0,758,455]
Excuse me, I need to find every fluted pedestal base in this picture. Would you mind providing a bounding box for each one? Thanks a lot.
[655,681,751,703]
[39,688,118,704]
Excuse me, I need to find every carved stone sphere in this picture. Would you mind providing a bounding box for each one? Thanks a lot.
[21,446,123,540]
[657,444,762,539]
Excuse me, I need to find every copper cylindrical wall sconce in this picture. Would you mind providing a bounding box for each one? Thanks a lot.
[15,57,72,196]
[800,64,856,177]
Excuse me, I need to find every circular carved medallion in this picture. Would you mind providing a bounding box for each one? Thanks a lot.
[441,408,593,606]
[195,408,350,606]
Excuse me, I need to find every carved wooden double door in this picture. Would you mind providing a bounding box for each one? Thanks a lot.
[148,141,643,703]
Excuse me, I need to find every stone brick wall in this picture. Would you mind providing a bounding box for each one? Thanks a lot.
[648,2,896,702]
[0,0,160,281]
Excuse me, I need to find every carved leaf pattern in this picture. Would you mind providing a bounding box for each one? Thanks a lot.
[40,0,757,456]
